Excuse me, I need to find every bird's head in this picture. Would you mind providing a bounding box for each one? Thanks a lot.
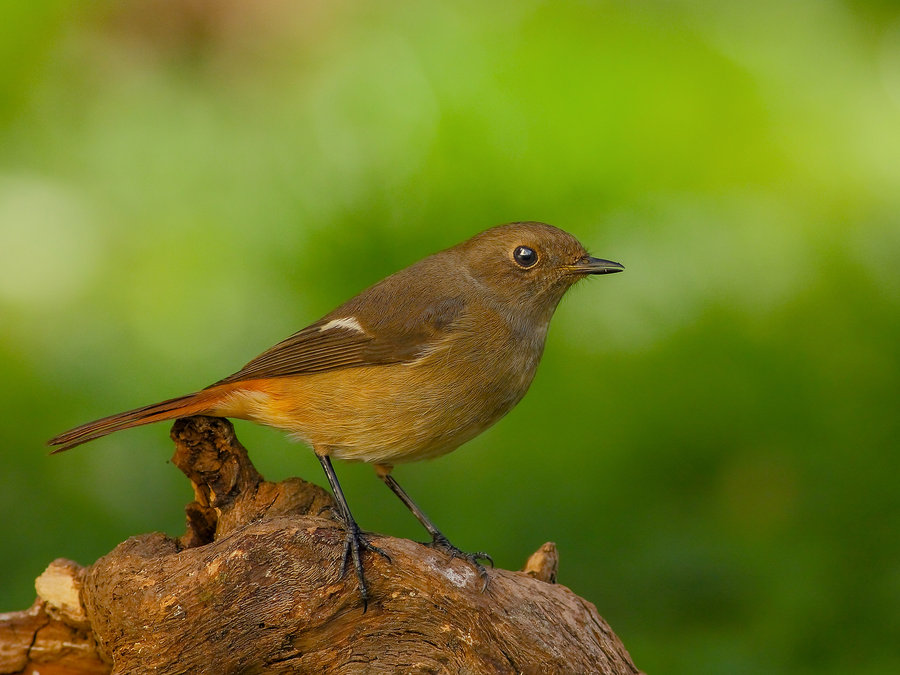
[457,221,623,326]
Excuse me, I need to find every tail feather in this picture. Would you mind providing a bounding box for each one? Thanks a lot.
[47,390,221,453]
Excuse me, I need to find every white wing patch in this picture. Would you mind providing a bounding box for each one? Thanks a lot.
[318,317,366,334]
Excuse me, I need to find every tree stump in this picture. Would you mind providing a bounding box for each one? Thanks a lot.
[0,416,642,674]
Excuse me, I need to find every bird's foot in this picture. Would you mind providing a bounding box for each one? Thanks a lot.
[338,520,391,611]
[428,533,493,591]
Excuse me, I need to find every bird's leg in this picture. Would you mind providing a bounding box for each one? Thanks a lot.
[317,454,390,610]
[376,467,493,590]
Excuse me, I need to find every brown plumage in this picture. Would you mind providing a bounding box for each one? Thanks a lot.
[48,221,624,606]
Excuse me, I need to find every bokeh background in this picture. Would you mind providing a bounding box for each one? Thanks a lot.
[2,1,899,672]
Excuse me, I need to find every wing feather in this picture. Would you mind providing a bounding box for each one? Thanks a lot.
[211,294,467,386]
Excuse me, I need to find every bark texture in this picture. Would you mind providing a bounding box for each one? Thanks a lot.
[1,416,641,674]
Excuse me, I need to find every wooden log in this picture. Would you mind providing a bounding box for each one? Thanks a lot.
[1,417,641,674]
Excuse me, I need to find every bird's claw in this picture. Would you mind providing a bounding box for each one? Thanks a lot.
[338,522,391,611]
[428,534,493,591]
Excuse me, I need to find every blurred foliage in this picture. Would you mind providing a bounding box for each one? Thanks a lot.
[2,1,899,673]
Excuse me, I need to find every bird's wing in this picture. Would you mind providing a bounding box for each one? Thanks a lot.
[211,294,467,386]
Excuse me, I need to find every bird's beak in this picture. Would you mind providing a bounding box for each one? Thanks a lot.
[568,256,625,275]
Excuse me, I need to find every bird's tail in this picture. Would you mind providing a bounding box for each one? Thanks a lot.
[47,388,227,453]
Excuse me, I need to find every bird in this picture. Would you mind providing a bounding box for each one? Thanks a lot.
[48,221,624,606]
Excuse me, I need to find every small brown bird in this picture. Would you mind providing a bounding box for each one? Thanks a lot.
[49,221,623,605]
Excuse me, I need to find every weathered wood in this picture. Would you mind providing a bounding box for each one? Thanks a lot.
[0,589,107,674]
[1,417,641,674]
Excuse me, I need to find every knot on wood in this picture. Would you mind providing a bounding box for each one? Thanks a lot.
[171,416,334,547]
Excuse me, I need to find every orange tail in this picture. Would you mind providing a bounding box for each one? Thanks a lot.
[47,388,228,453]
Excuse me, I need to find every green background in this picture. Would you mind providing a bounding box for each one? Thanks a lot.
[2,2,898,673]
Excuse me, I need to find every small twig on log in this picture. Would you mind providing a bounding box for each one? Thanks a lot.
[1,416,641,674]
[521,541,560,584]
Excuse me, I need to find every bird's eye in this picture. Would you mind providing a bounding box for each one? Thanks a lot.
[513,246,538,268]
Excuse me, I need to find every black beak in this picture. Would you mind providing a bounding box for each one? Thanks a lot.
[571,256,625,275]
